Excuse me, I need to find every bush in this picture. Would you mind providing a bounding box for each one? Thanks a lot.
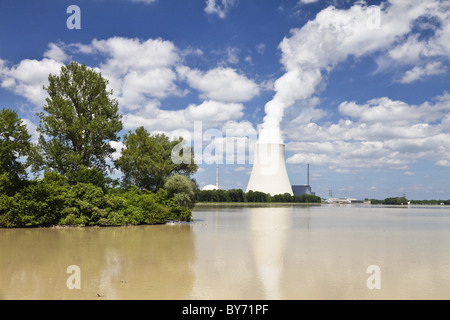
[0,173,68,227]
[59,182,108,226]
[164,174,196,209]
[0,173,193,227]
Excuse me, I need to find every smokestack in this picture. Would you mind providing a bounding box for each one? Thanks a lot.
[246,143,293,196]
[307,164,310,186]
[216,162,219,189]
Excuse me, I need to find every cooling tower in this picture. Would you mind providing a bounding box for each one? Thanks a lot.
[246,143,293,196]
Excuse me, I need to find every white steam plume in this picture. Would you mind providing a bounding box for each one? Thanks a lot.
[258,0,440,144]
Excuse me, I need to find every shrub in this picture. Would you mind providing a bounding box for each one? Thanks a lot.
[164,174,196,209]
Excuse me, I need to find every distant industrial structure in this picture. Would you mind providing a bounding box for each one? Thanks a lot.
[292,163,315,196]
[246,143,294,196]
[201,162,220,191]
[245,142,317,197]
[324,197,362,204]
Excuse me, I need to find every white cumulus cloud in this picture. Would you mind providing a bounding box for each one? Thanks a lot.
[399,61,446,83]
[285,92,450,171]
[0,58,63,106]
[178,66,260,103]
[259,0,448,144]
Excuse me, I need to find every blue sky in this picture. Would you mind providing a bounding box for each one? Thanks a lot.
[1,0,450,200]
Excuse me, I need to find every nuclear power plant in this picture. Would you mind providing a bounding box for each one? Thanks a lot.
[246,143,294,196]
[246,143,314,197]
[292,163,315,196]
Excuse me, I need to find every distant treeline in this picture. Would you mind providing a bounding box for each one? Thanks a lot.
[196,189,322,203]
[367,197,450,205]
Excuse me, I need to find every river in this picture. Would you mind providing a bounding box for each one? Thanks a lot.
[1,204,450,300]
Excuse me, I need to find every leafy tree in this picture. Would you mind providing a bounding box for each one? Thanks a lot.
[164,174,196,209]
[66,165,108,190]
[226,189,245,202]
[272,193,293,203]
[0,108,31,195]
[384,197,409,205]
[293,193,321,203]
[36,61,122,181]
[115,126,197,191]
[0,172,68,227]
[245,190,271,202]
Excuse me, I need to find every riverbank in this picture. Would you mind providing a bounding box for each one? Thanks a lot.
[194,202,322,208]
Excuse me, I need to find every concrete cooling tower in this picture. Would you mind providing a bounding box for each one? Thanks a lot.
[246,143,293,196]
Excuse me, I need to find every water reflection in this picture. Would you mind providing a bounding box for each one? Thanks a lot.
[0,225,195,300]
[249,207,290,299]
[2,205,450,299]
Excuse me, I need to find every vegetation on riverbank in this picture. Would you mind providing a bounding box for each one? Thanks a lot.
[367,197,450,205]
[0,62,197,227]
[196,189,322,204]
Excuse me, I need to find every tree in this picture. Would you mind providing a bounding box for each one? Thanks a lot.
[226,189,245,202]
[36,62,122,181]
[0,108,31,195]
[246,190,270,202]
[115,126,197,191]
[384,197,409,205]
[164,174,196,209]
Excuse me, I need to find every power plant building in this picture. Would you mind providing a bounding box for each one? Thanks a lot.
[246,143,293,196]
[246,143,315,197]
[292,164,315,196]
[292,185,314,196]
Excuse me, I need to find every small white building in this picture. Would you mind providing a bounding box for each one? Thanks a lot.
[202,184,219,191]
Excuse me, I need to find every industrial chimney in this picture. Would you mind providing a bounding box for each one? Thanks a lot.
[246,143,293,196]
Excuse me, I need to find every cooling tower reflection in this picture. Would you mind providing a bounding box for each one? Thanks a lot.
[250,207,290,299]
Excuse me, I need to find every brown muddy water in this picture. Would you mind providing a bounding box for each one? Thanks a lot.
[1,204,450,300]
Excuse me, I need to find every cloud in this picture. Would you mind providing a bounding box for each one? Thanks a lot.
[256,43,266,55]
[177,66,260,103]
[285,93,450,170]
[0,58,63,106]
[259,0,448,144]
[225,47,240,65]
[122,100,245,132]
[110,141,125,161]
[129,0,157,4]
[21,118,39,143]
[0,35,261,150]
[0,37,181,111]
[399,61,446,83]
[87,37,182,111]
[44,43,69,63]
[204,0,238,18]
[299,0,319,4]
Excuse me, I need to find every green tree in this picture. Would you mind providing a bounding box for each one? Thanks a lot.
[164,174,196,209]
[226,189,245,202]
[36,62,122,181]
[246,190,271,202]
[0,108,31,195]
[384,197,409,205]
[115,126,197,191]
